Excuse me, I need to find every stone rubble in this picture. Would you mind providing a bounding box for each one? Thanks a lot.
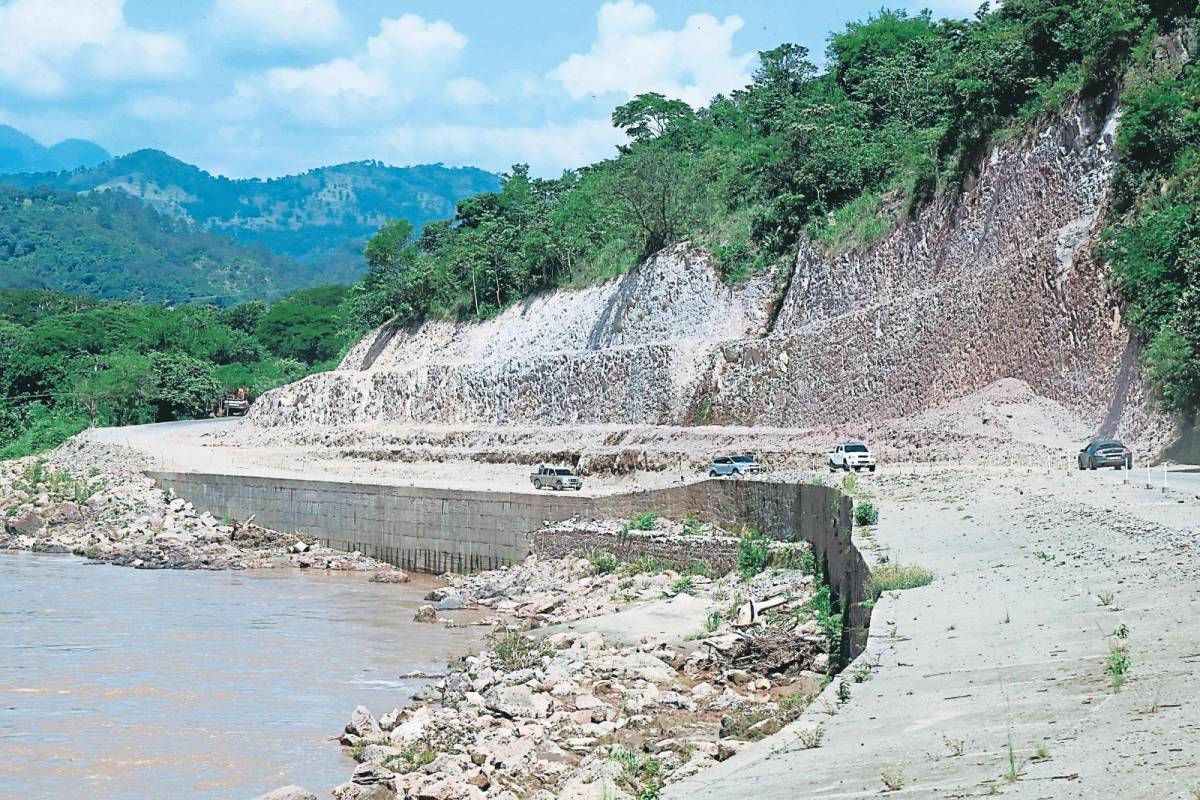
[0,438,390,573]
[326,545,830,800]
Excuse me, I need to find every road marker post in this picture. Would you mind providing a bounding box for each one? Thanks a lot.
[1162,464,1168,494]
[1146,466,1152,490]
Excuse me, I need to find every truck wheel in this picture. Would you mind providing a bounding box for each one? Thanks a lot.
[575,486,582,491]
[869,465,876,472]
[533,479,542,489]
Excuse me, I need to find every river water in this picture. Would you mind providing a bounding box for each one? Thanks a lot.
[0,552,482,799]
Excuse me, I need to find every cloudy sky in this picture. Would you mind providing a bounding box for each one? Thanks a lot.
[0,0,979,179]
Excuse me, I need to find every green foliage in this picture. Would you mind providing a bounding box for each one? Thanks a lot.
[489,629,551,672]
[0,149,501,275]
[629,510,659,531]
[854,501,880,527]
[349,2,1179,332]
[587,550,620,575]
[737,531,772,580]
[1103,49,1200,417]
[0,185,319,305]
[0,285,350,458]
[866,563,936,596]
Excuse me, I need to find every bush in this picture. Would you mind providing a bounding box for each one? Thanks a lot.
[866,562,935,596]
[737,531,771,580]
[629,511,659,531]
[854,501,879,527]
[489,629,551,671]
[588,550,620,575]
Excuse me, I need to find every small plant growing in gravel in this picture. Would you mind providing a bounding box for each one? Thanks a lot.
[854,501,879,527]
[795,726,825,749]
[704,611,723,632]
[1031,741,1051,762]
[629,511,659,531]
[880,768,905,791]
[670,576,695,595]
[1034,551,1053,561]
[866,562,934,596]
[984,783,1001,796]
[836,679,851,703]
[385,746,436,773]
[1105,643,1131,692]
[588,550,620,575]
[490,629,551,672]
[1096,591,1114,606]
[84,546,101,560]
[682,514,704,535]
[736,531,771,579]
[1003,736,1024,782]
[943,735,965,757]
[1112,623,1129,639]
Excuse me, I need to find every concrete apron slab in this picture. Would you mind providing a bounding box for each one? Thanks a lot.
[665,472,1199,799]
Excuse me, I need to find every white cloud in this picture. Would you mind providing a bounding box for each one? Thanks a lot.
[211,0,349,48]
[0,0,189,97]
[368,118,623,176]
[549,0,753,108]
[444,77,496,108]
[232,13,469,124]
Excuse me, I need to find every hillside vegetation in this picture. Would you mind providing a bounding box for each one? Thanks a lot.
[352,0,1198,419]
[0,286,355,458]
[0,150,501,275]
[0,185,332,304]
[1104,30,1200,420]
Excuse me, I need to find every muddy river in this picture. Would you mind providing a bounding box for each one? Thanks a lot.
[0,552,481,799]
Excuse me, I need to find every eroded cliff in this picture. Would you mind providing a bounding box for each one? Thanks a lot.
[247,98,1168,447]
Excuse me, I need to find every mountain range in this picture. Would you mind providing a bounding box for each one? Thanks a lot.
[0,125,111,174]
[0,148,501,271]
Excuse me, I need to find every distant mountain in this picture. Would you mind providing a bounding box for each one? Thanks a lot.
[0,184,330,305]
[0,125,110,174]
[0,150,502,273]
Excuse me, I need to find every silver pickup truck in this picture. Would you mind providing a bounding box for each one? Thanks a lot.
[531,465,583,491]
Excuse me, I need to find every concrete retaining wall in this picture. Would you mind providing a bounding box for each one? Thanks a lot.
[149,473,869,660]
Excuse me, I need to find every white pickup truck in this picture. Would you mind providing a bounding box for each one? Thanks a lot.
[530,465,583,491]
[828,441,876,472]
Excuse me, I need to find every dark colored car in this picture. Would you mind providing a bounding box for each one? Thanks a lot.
[1078,439,1133,470]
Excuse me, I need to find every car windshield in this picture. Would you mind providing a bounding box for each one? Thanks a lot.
[845,444,868,453]
[554,469,574,475]
[731,456,755,463]
[1096,441,1124,449]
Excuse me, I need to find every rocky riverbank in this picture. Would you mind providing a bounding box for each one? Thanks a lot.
[0,438,389,572]
[320,519,835,800]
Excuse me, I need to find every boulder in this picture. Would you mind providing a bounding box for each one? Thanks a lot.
[5,510,45,537]
[589,652,676,684]
[484,685,551,719]
[347,705,382,739]
[370,569,411,584]
[413,605,438,623]
[436,594,465,611]
[251,786,318,800]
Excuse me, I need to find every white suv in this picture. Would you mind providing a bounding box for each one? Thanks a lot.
[828,441,876,472]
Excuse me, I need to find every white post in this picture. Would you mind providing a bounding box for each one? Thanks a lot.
[1146,466,1152,490]
[1162,464,1168,494]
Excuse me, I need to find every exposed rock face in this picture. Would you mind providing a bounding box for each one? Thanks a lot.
[247,99,1165,444]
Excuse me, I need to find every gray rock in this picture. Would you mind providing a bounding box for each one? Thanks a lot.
[413,605,437,623]
[435,594,464,610]
[484,685,551,719]
[5,510,44,537]
[251,787,317,800]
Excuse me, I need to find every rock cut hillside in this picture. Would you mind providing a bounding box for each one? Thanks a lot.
[247,98,1168,449]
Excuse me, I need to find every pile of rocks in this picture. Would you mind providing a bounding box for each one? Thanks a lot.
[330,550,829,800]
[0,439,388,572]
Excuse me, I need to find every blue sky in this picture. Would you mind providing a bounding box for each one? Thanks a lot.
[0,0,978,178]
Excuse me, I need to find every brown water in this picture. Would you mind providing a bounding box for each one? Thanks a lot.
[0,552,481,799]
